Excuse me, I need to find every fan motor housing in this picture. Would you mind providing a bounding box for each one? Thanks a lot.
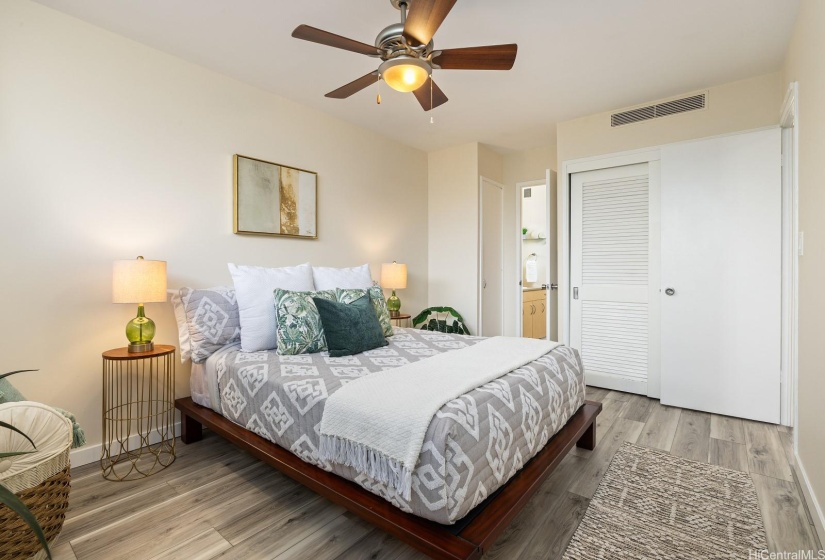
[375,23,406,53]
[375,23,434,60]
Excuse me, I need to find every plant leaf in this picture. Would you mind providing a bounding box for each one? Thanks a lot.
[0,369,38,380]
[0,484,52,559]
[0,450,34,458]
[0,421,37,450]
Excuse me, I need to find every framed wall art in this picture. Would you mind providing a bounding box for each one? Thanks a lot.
[233,154,318,239]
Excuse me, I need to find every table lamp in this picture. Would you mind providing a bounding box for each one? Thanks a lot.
[380,261,407,317]
[113,256,168,352]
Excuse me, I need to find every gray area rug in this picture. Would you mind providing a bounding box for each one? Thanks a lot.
[564,442,768,559]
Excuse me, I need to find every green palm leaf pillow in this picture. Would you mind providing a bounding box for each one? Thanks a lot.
[335,286,393,337]
[273,289,336,355]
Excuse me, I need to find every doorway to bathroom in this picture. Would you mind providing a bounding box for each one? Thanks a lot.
[516,172,555,340]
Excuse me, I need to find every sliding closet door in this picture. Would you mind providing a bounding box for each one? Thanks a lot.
[570,163,660,396]
[660,129,781,423]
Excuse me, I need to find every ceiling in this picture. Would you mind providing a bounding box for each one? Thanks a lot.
[33,0,799,153]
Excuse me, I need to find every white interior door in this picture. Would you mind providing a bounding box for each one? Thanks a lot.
[570,163,660,396]
[480,177,504,336]
[660,129,781,423]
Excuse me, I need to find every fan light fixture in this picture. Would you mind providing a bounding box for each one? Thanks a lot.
[292,0,518,111]
[379,57,430,93]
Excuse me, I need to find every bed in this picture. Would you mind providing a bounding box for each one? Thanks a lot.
[178,327,600,559]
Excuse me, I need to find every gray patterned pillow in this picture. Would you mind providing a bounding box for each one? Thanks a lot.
[171,286,241,363]
[274,289,337,355]
[335,286,393,337]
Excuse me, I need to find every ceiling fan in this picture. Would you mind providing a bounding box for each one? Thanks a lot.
[292,0,518,111]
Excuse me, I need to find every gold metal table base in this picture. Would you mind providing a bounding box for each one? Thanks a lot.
[101,345,176,481]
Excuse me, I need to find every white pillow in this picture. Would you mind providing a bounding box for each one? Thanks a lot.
[229,262,315,352]
[312,264,373,291]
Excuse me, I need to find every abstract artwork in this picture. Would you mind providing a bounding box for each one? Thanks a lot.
[234,154,317,239]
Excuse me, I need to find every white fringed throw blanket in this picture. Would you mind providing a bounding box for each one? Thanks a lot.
[318,336,558,500]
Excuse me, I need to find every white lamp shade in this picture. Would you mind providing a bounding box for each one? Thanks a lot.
[380,262,407,290]
[112,258,168,303]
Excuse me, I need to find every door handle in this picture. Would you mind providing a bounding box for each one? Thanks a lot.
[550,283,558,290]
[665,288,675,296]
[531,304,536,315]
[483,280,487,289]
[573,287,579,300]
[541,303,545,312]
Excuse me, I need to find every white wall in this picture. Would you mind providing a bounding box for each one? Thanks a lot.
[783,0,825,541]
[0,0,428,455]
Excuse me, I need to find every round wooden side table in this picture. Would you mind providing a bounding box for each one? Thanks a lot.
[101,345,176,481]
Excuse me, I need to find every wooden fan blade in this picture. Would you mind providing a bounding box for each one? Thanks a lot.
[292,25,379,56]
[432,44,518,70]
[404,0,458,46]
[325,72,380,99]
[412,78,448,111]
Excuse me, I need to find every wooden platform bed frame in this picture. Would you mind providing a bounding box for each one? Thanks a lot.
[176,397,602,560]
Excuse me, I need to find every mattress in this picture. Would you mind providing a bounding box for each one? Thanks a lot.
[194,327,585,524]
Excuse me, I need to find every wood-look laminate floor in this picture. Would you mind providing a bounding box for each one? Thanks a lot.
[55,389,823,560]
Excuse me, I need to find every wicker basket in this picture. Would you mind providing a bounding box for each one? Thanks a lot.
[0,402,73,560]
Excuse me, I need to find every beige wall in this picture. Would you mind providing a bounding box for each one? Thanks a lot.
[504,144,558,183]
[502,144,557,338]
[0,0,428,461]
[428,143,479,330]
[427,143,503,334]
[557,72,784,164]
[478,144,504,185]
[783,0,825,538]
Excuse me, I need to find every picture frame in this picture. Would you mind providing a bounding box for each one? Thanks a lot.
[233,154,318,239]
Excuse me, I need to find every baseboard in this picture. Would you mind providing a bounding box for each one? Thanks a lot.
[794,452,825,547]
[70,421,181,467]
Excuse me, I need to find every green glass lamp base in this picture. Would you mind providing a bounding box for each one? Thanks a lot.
[387,290,401,318]
[126,304,156,353]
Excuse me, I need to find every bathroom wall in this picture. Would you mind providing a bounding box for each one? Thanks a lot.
[521,184,548,288]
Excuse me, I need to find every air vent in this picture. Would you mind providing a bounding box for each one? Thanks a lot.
[611,93,706,127]
[524,188,532,198]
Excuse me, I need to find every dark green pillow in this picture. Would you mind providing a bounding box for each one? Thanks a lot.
[313,295,388,357]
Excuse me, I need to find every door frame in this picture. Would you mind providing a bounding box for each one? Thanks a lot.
[515,175,551,337]
[478,176,505,336]
[780,82,799,429]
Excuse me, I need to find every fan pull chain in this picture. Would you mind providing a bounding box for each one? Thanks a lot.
[429,77,434,124]
[376,76,382,105]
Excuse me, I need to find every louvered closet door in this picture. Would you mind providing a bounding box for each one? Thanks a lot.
[570,162,660,396]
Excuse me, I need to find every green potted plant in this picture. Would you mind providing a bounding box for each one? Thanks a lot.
[0,370,53,560]
[412,306,471,335]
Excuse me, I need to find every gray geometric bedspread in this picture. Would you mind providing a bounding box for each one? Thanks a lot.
[206,327,585,524]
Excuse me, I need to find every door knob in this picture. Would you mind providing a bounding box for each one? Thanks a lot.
[665,288,675,296]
